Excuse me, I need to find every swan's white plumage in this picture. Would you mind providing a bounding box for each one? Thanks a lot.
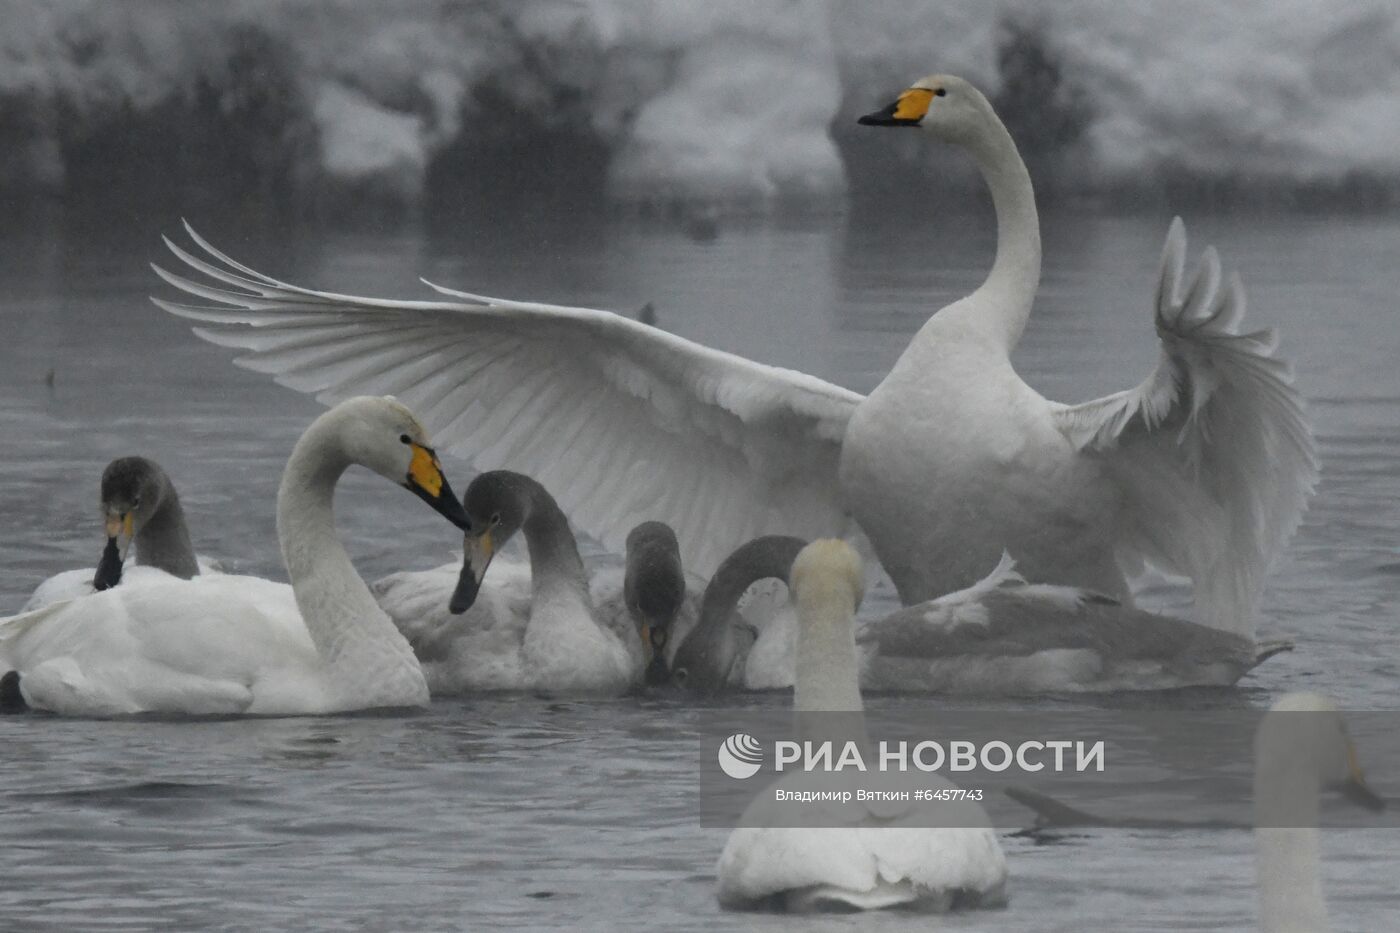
[1050,219,1316,635]
[152,73,1313,640]
[0,397,441,717]
[373,556,667,696]
[717,540,1006,913]
[151,224,859,580]
[20,557,224,613]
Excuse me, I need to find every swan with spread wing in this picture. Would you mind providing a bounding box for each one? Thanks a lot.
[150,73,1313,640]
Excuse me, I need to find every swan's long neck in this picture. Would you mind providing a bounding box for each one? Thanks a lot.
[793,583,867,752]
[794,586,864,714]
[277,416,426,708]
[136,486,199,579]
[695,537,806,639]
[1254,769,1328,932]
[956,116,1041,348]
[517,477,590,607]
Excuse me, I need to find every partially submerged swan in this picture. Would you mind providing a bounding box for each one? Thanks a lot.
[716,540,1007,912]
[672,545,1288,694]
[21,457,211,612]
[377,470,673,696]
[150,72,1312,645]
[1005,693,1385,931]
[0,397,468,717]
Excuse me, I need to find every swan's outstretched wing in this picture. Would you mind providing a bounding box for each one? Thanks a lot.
[151,225,862,576]
[1051,219,1316,636]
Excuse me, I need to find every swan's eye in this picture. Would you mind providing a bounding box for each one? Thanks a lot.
[399,434,412,444]
[131,497,141,509]
[934,87,947,97]
[490,512,501,527]
[674,668,688,686]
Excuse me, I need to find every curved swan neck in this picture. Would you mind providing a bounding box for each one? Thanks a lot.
[961,115,1041,348]
[276,413,422,701]
[695,536,806,637]
[1255,769,1328,932]
[515,476,589,600]
[136,484,199,579]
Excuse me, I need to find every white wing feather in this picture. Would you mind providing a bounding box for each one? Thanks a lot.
[151,223,862,576]
[1052,218,1317,636]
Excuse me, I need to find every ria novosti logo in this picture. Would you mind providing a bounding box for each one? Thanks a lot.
[717,733,764,779]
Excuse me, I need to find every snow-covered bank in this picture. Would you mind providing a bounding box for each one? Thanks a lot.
[1,0,1398,216]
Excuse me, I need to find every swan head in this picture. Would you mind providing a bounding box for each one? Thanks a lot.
[449,470,534,614]
[624,521,685,686]
[857,74,997,146]
[1256,693,1385,812]
[99,457,170,547]
[789,539,865,621]
[330,396,470,529]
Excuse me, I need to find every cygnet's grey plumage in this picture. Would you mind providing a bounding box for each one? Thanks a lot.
[101,457,199,580]
[670,535,805,692]
[623,521,686,683]
[860,563,1292,693]
[20,457,204,612]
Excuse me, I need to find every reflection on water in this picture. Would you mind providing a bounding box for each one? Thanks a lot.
[0,209,1397,930]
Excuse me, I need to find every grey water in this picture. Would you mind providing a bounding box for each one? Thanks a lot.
[1,208,1397,930]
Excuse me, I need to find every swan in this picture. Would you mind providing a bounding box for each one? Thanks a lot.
[380,470,678,695]
[149,72,1313,641]
[672,543,1289,694]
[1003,693,1385,931]
[1255,694,1385,932]
[0,396,470,717]
[374,505,690,694]
[21,457,219,612]
[715,539,1007,912]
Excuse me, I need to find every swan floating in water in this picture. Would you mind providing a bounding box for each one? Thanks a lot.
[22,457,217,612]
[716,540,1007,912]
[0,397,469,717]
[375,471,680,696]
[149,72,1313,641]
[672,544,1289,694]
[1006,693,1385,931]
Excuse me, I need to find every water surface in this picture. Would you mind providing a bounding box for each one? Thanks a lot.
[1,208,1396,930]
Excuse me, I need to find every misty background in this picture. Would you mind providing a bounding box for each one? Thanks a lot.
[3,0,1399,228]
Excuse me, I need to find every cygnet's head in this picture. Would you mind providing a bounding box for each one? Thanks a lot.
[857,74,998,146]
[323,396,469,527]
[99,457,171,552]
[1256,693,1385,812]
[624,521,685,685]
[789,539,865,620]
[450,470,534,614]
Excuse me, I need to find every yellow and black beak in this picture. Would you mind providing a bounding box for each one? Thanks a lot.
[403,442,470,529]
[450,528,494,615]
[1340,740,1387,812]
[858,87,935,127]
[104,511,135,557]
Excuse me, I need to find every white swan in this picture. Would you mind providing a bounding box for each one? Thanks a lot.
[1255,693,1385,933]
[0,397,470,717]
[716,540,1007,912]
[374,505,689,695]
[21,457,219,612]
[671,543,1288,694]
[1003,692,1386,931]
[149,72,1313,639]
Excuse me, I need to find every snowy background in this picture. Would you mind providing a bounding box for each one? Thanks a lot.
[2,0,1398,219]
